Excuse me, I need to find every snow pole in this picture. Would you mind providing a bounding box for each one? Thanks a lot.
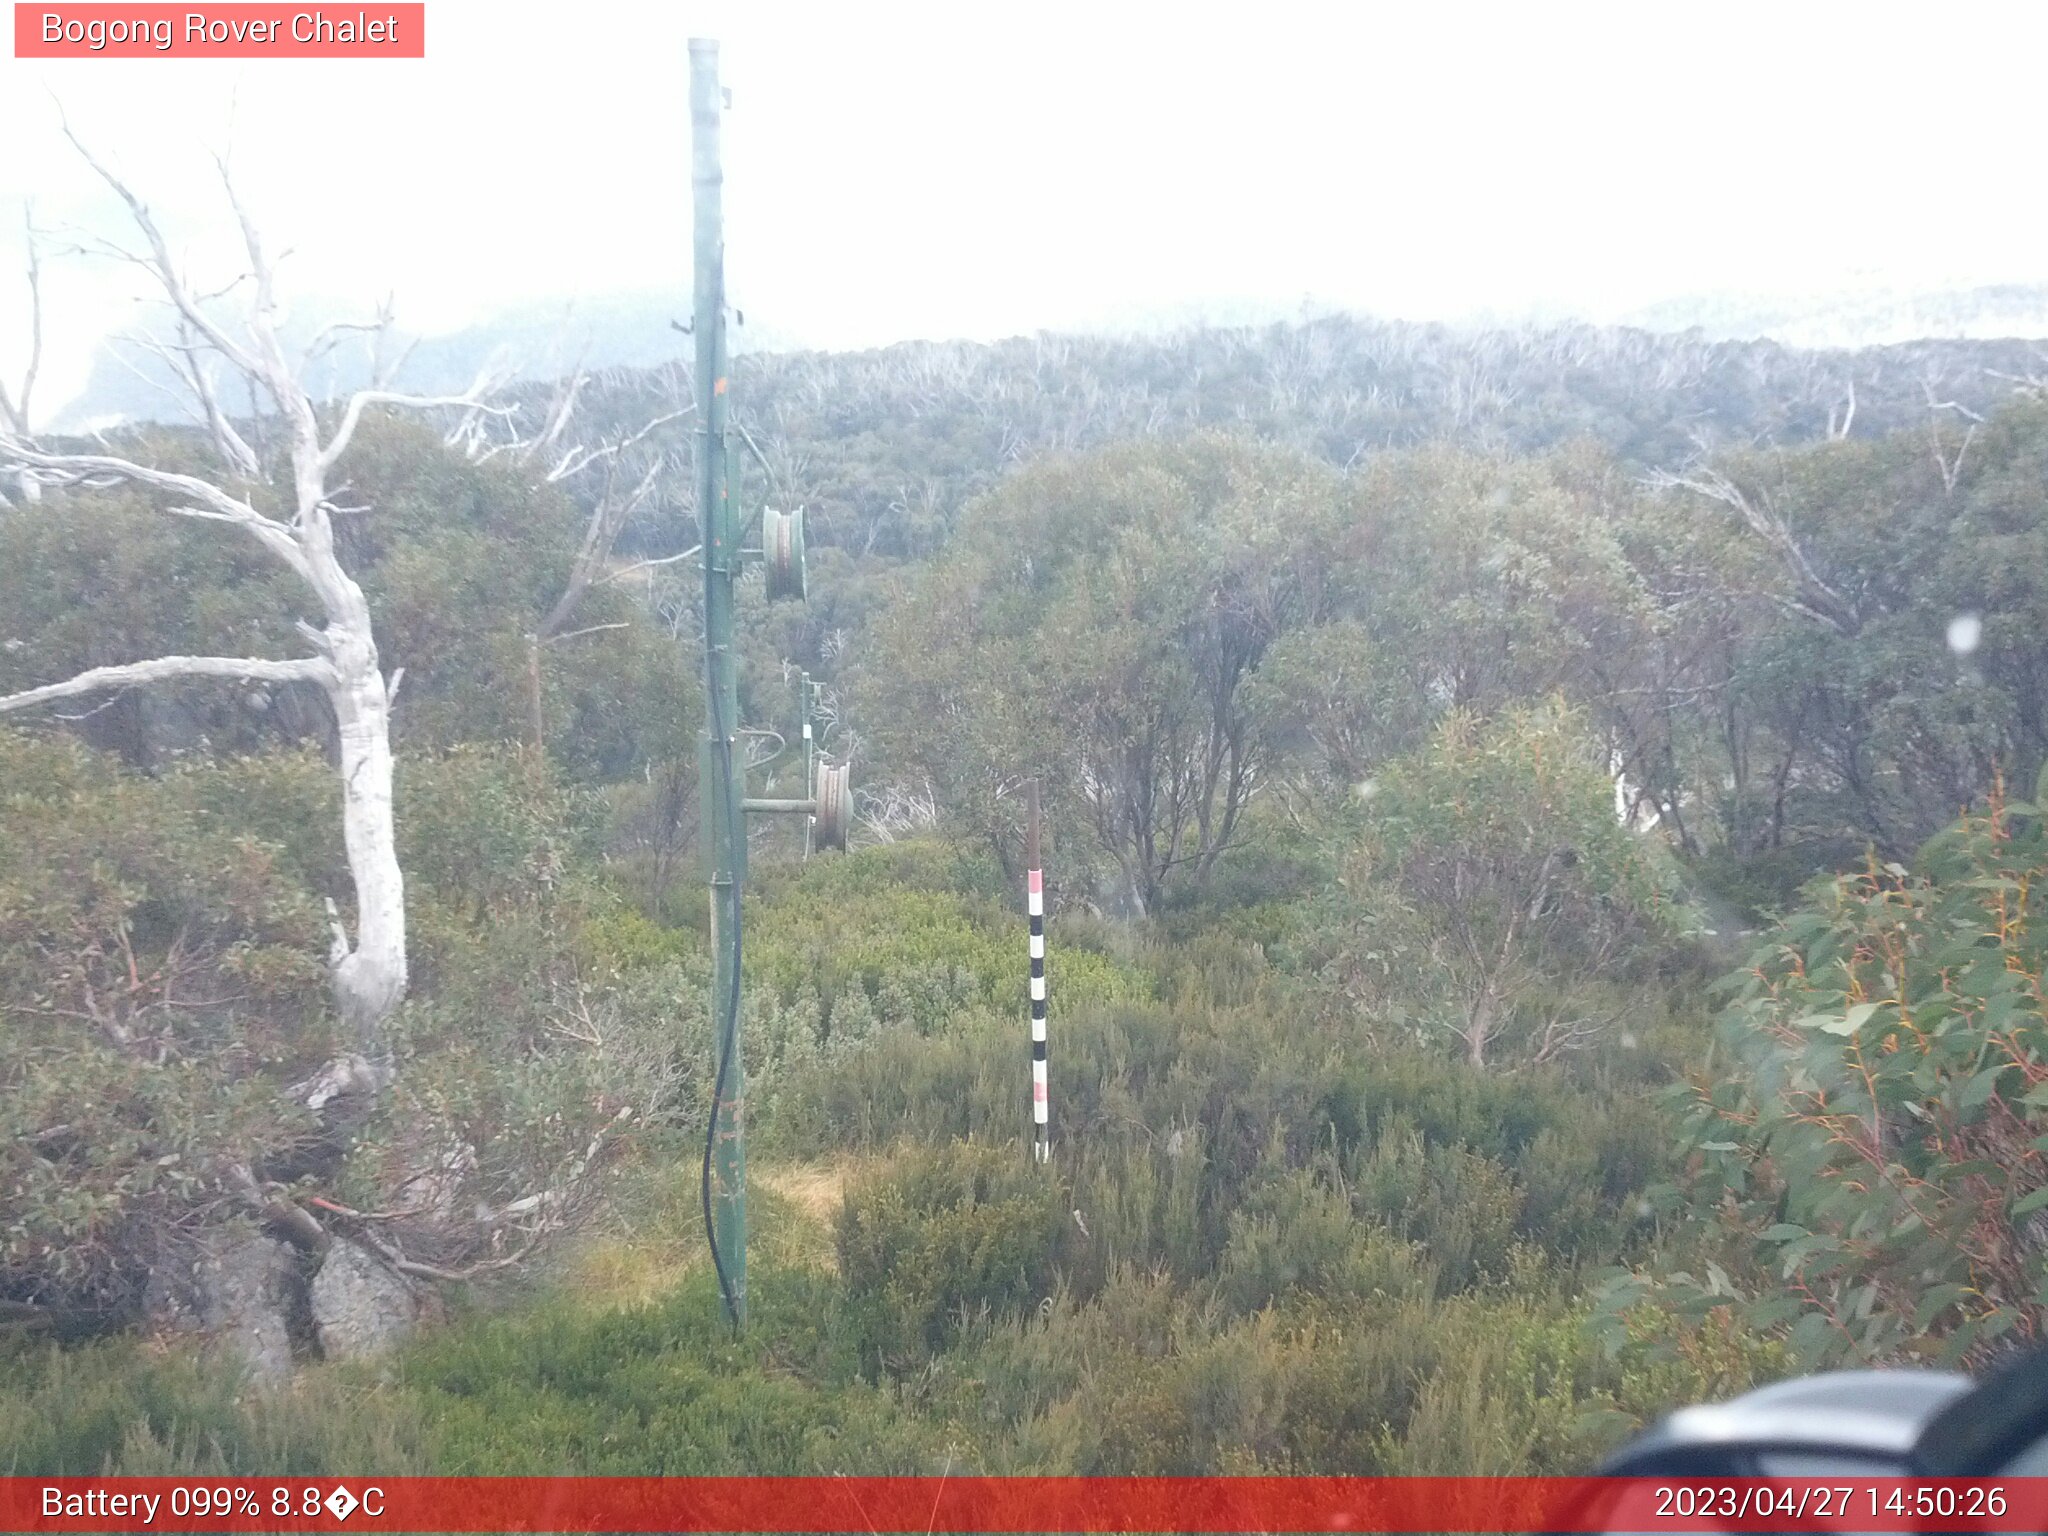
[1026,778,1049,1164]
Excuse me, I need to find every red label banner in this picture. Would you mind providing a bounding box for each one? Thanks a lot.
[14,4,425,57]
[3,1476,2045,1532]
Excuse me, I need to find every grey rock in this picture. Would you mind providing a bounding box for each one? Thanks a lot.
[192,1233,299,1386]
[311,1240,417,1362]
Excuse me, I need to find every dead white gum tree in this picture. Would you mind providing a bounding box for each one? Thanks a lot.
[0,204,44,504]
[449,368,691,754]
[0,130,506,1063]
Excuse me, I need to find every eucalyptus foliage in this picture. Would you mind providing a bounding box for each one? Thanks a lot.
[1605,769,2048,1367]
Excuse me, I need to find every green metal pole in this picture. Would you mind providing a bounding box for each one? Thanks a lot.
[801,671,816,860]
[692,35,745,1329]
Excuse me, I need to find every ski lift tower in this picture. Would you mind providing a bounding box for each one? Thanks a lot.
[691,37,851,1331]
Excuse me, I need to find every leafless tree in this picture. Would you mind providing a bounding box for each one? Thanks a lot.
[478,370,692,752]
[1648,456,1859,635]
[1921,376,1982,497]
[856,778,939,843]
[1826,377,1857,441]
[0,204,44,503]
[0,129,502,1053]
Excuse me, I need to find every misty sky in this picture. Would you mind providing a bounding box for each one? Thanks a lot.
[3,1,2046,415]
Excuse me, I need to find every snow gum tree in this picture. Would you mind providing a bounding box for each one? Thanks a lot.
[0,133,502,1058]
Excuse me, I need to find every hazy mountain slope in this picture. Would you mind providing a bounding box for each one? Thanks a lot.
[1620,283,2048,349]
[539,314,2048,566]
[48,289,771,433]
[50,299,2048,572]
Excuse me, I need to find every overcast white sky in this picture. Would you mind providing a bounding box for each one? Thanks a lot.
[3,1,2046,415]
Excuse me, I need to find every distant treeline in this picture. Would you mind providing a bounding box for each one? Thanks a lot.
[539,314,2047,564]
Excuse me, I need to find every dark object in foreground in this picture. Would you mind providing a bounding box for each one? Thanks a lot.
[1598,1348,2047,1478]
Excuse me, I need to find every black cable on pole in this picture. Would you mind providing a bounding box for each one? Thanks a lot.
[699,879,741,1325]
[700,664,742,1327]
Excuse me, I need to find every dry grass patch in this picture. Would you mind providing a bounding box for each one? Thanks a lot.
[756,1161,853,1225]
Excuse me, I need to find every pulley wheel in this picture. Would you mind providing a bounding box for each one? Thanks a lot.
[813,759,851,851]
[762,506,807,602]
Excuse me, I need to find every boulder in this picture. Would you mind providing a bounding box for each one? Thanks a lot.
[311,1240,418,1362]
[191,1232,300,1386]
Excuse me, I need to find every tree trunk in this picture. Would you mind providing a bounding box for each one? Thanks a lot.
[526,635,546,754]
[1464,990,1494,1069]
[325,608,407,1042]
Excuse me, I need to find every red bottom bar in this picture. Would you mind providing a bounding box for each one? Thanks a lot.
[7,1476,2044,1533]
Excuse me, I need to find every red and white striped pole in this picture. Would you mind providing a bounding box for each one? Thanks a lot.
[1026,778,1049,1164]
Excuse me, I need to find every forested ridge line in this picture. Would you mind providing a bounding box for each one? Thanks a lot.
[533,313,2048,564]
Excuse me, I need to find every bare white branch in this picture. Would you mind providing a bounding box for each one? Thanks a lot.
[537,456,664,640]
[531,364,588,467]
[1647,461,1858,635]
[542,406,691,484]
[59,119,269,388]
[1931,420,1977,497]
[1987,366,2048,399]
[149,316,262,479]
[0,653,333,715]
[1826,377,1856,440]
[1922,376,1986,424]
[373,330,418,391]
[0,203,42,438]
[320,377,506,474]
[595,544,700,586]
[544,621,629,646]
[857,779,940,843]
[0,441,308,574]
[303,315,391,370]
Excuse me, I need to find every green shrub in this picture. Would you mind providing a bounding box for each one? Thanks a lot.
[1213,1163,1432,1314]
[837,1142,1071,1374]
[0,1335,433,1475]
[0,730,332,1323]
[1348,1130,1521,1296]
[1608,784,2048,1368]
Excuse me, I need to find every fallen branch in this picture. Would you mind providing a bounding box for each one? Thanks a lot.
[304,1194,432,1224]
[351,1221,545,1285]
[228,1162,330,1255]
